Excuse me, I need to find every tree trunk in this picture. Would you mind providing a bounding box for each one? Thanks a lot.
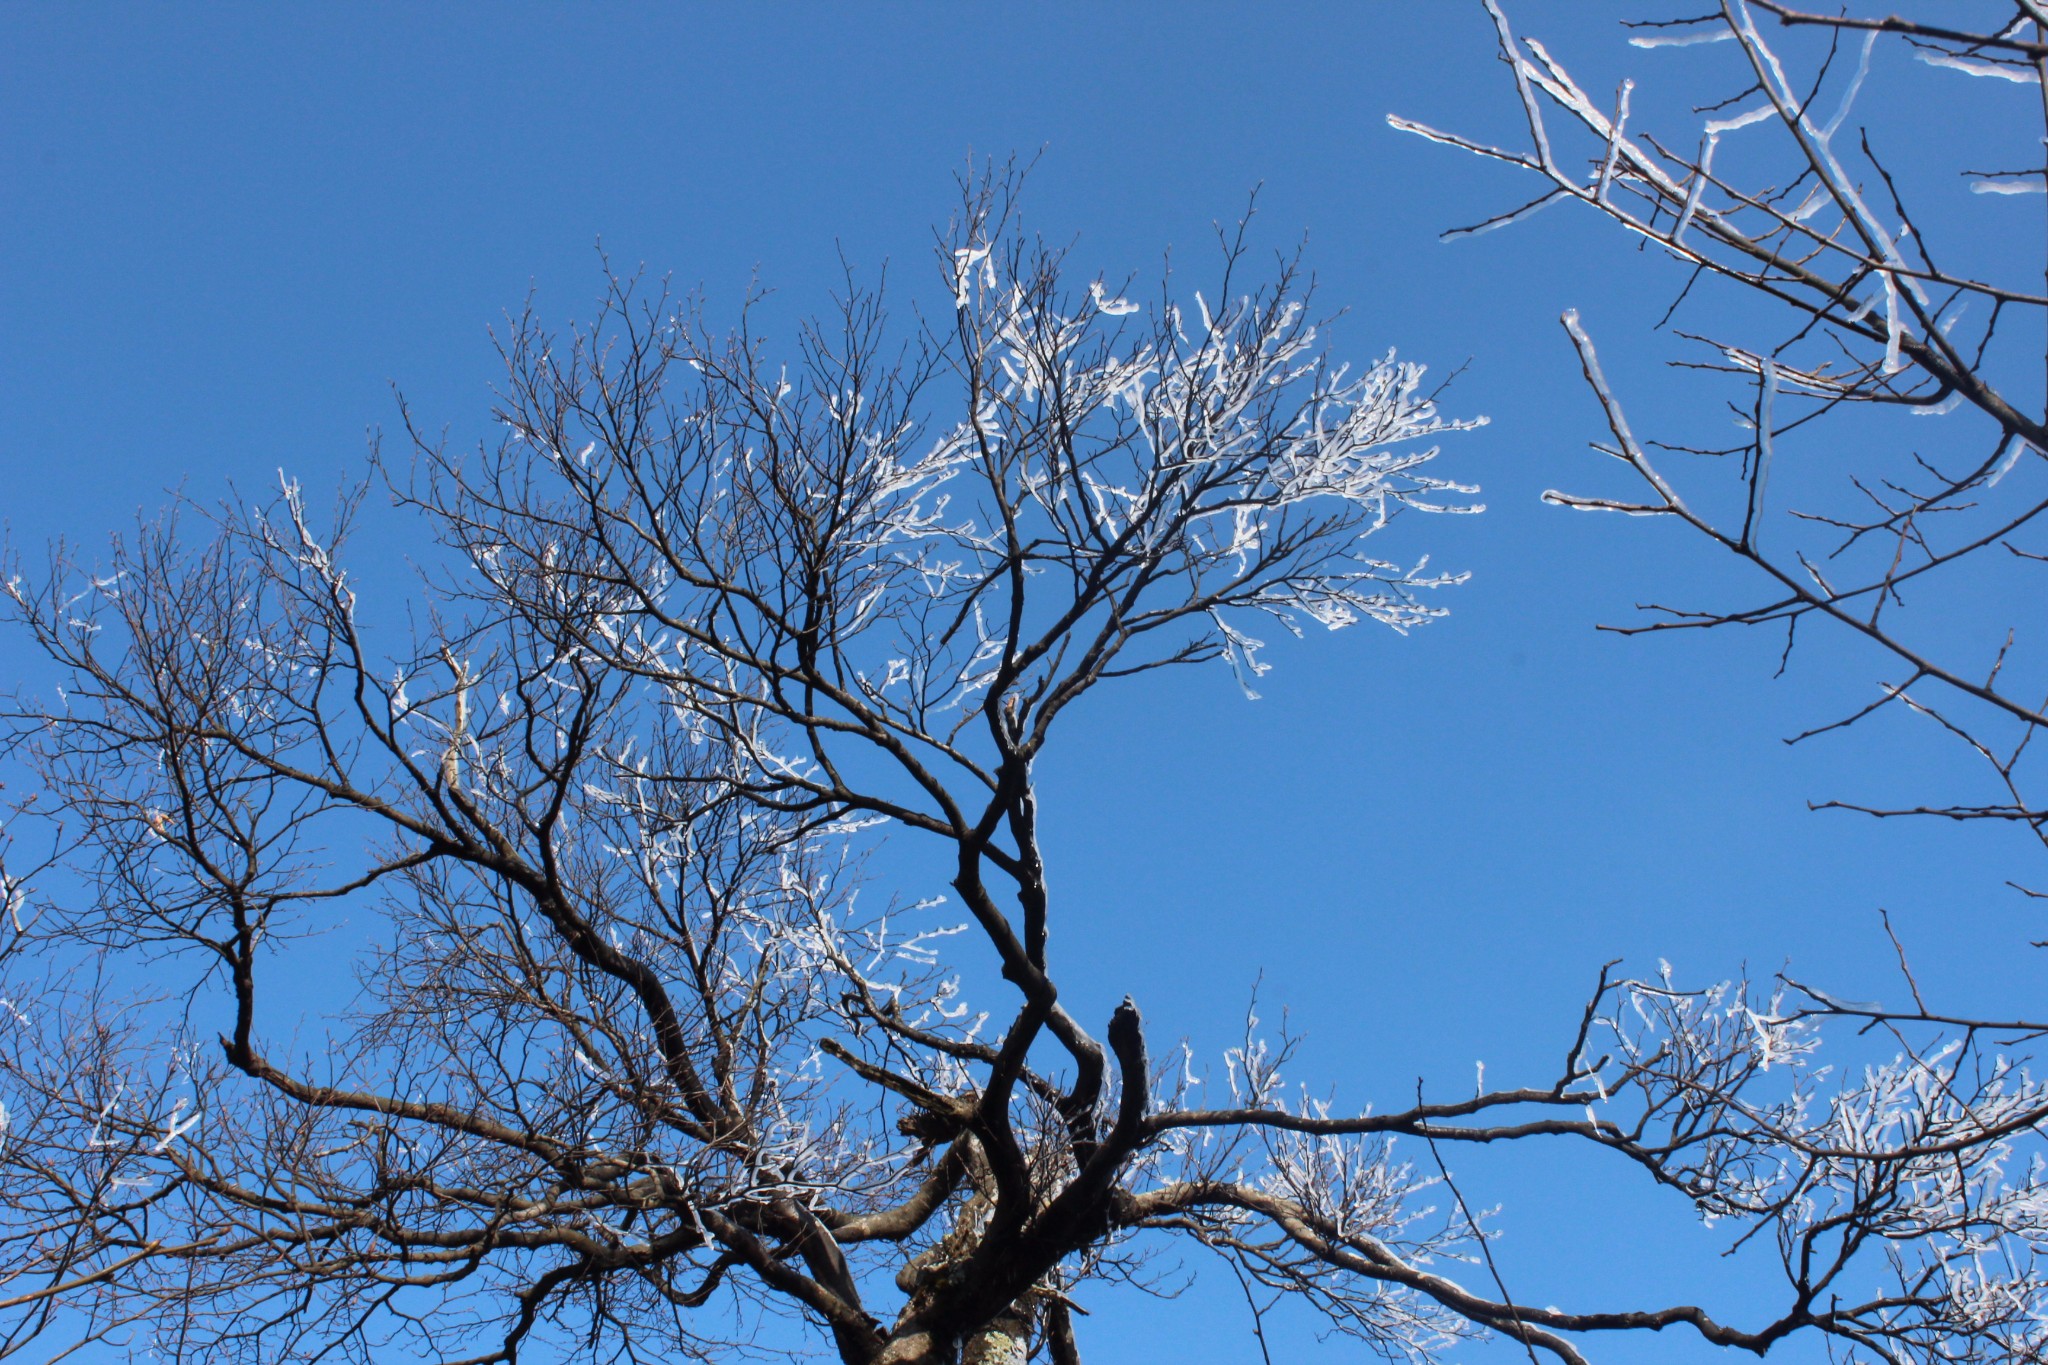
[962,1313,1028,1365]
[874,1312,1029,1365]
[874,1329,947,1365]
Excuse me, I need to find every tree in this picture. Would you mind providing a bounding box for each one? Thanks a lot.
[0,130,2043,1365]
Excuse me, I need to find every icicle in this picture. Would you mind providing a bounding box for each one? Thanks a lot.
[1880,271,1907,374]
[1751,355,1779,532]
[1594,80,1634,204]
[1628,27,1733,48]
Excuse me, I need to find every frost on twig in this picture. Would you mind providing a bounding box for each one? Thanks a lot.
[1387,10,2048,1355]
[1398,2,2048,856]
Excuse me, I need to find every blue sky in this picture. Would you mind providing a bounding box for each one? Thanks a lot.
[2,4,2035,1361]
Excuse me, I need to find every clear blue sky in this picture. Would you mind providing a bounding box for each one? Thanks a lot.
[1,4,2029,1361]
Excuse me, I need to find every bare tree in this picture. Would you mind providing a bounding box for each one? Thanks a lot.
[1,162,2045,1365]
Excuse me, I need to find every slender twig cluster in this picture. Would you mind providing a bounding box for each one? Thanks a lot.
[1384,3,2048,1360]
[1394,0,2048,849]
